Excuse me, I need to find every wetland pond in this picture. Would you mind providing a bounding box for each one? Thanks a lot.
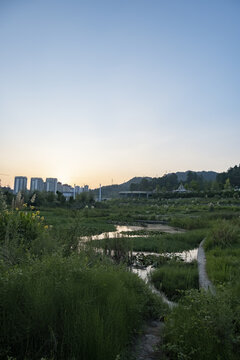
[80,223,198,268]
[80,224,185,242]
[80,224,197,263]
[80,223,198,307]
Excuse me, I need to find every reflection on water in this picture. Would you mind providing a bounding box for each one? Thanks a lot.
[131,265,176,308]
[80,224,184,242]
[80,223,197,263]
[132,248,198,263]
[131,265,152,282]
[130,247,197,308]
[80,223,193,308]
[80,225,143,242]
[167,248,198,262]
[142,223,185,234]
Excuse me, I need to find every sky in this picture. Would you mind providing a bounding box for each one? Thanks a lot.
[1,0,240,189]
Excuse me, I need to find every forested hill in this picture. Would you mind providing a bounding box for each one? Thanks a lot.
[129,171,218,192]
[91,177,151,198]
[92,165,240,198]
[174,171,217,182]
[92,172,218,198]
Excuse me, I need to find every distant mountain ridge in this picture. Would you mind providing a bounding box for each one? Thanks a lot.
[92,171,218,198]
[173,171,218,182]
[92,177,151,198]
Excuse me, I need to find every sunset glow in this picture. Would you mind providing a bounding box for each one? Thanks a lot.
[1,0,239,188]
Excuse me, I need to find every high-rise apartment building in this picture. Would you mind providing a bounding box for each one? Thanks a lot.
[75,186,83,194]
[45,178,57,193]
[57,182,63,193]
[30,177,44,192]
[14,176,27,194]
[62,184,74,192]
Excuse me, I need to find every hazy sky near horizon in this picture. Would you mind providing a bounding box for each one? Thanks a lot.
[1,0,240,188]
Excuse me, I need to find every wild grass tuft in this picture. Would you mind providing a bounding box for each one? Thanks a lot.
[163,288,240,360]
[204,220,240,251]
[150,259,199,301]
[0,254,167,360]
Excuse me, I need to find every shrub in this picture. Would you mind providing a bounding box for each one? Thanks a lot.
[0,209,45,246]
[205,220,240,250]
[0,209,52,265]
[163,289,239,360]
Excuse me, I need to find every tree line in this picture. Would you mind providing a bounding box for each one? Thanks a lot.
[130,164,240,192]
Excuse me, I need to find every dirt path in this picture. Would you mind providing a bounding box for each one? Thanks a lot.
[133,320,165,360]
[197,239,215,295]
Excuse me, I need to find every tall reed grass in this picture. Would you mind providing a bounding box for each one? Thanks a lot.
[93,229,206,254]
[0,253,166,360]
[150,259,199,301]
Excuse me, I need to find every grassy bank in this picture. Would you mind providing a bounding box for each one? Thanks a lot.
[163,218,240,359]
[0,253,167,360]
[163,288,240,360]
[1,196,240,359]
[40,207,116,236]
[92,229,206,254]
[0,206,168,360]
[151,259,199,301]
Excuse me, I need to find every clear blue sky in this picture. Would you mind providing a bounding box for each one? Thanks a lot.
[1,0,239,188]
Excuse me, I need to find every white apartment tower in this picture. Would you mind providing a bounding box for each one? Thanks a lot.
[14,176,27,194]
[45,178,57,194]
[30,177,44,192]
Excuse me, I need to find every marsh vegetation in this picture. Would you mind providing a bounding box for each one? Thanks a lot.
[0,192,240,359]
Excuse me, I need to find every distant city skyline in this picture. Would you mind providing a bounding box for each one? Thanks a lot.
[0,163,239,190]
[11,175,89,200]
[11,175,89,192]
[1,0,240,188]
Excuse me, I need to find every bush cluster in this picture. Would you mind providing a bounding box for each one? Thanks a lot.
[164,288,240,360]
[205,220,240,250]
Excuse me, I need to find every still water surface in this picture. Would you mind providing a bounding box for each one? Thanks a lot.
[81,223,197,307]
[80,224,184,242]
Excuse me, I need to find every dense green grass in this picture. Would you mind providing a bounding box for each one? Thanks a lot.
[151,259,199,301]
[169,216,209,230]
[41,207,115,236]
[204,219,240,250]
[1,196,240,359]
[204,219,240,286]
[205,247,240,285]
[163,216,240,360]
[204,219,240,287]
[0,253,167,360]
[163,288,240,360]
[92,229,206,254]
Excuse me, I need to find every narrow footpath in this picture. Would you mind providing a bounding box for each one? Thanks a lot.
[197,239,215,295]
[133,238,215,359]
[133,320,165,360]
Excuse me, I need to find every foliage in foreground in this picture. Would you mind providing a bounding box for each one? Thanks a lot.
[163,288,240,360]
[151,259,199,301]
[0,209,58,265]
[0,254,167,360]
